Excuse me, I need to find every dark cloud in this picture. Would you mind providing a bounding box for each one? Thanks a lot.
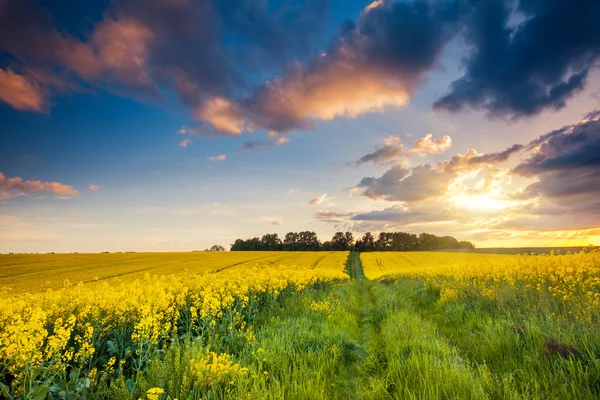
[228,0,462,134]
[2,0,599,133]
[511,116,600,207]
[0,0,327,127]
[351,205,454,223]
[240,137,289,151]
[434,0,600,118]
[0,0,465,135]
[469,144,524,164]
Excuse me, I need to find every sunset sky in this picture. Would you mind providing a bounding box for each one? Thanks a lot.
[1,0,600,252]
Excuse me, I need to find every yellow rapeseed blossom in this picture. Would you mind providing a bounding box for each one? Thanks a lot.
[0,258,348,395]
[146,387,165,400]
[362,250,600,320]
[189,351,248,388]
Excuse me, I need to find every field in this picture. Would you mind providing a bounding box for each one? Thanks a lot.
[360,251,514,280]
[429,247,589,255]
[1,250,599,399]
[0,252,342,295]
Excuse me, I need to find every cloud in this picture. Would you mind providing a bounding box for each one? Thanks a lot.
[356,135,407,165]
[62,17,154,88]
[3,0,599,131]
[469,144,524,164]
[0,0,464,135]
[272,219,283,226]
[194,98,244,135]
[433,0,600,118]
[0,2,156,102]
[315,210,354,222]
[287,188,299,195]
[0,0,324,115]
[411,134,452,155]
[511,114,600,207]
[208,154,227,161]
[343,110,600,244]
[356,133,452,165]
[88,184,100,191]
[357,110,600,213]
[179,138,191,148]
[0,172,78,198]
[356,149,484,202]
[351,204,456,224]
[241,137,289,151]
[308,193,327,205]
[0,68,47,111]
[217,0,462,135]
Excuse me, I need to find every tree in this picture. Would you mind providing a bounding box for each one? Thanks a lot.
[261,233,282,250]
[209,245,226,252]
[283,232,300,251]
[344,231,355,250]
[356,232,375,252]
[331,232,346,250]
[321,241,333,251]
[331,231,354,251]
[298,231,320,250]
[459,240,475,249]
[376,232,392,251]
[230,230,474,252]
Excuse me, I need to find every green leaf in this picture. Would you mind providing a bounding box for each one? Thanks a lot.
[0,382,11,399]
[125,379,135,394]
[31,384,48,400]
[107,340,119,355]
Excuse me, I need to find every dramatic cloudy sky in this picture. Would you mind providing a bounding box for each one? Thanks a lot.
[1,0,600,252]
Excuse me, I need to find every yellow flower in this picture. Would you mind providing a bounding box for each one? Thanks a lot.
[146,387,164,400]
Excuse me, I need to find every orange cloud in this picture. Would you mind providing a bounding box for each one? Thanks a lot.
[0,5,155,112]
[0,172,78,198]
[238,60,411,135]
[88,184,100,191]
[208,154,227,161]
[0,68,47,112]
[412,134,452,155]
[57,18,153,88]
[194,98,244,135]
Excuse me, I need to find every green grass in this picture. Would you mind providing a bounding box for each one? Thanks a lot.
[111,253,599,399]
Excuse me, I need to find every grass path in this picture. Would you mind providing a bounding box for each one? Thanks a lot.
[336,253,487,399]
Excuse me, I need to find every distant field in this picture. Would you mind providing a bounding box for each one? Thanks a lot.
[0,251,348,295]
[361,251,514,280]
[430,247,588,255]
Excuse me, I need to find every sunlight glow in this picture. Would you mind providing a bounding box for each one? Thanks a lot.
[452,194,510,210]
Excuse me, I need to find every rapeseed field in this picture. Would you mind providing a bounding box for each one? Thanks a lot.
[1,250,599,399]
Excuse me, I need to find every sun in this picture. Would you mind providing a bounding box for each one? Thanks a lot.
[452,194,509,210]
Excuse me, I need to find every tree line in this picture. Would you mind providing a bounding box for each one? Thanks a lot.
[230,231,474,252]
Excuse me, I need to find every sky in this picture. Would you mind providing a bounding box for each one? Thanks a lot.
[1,0,600,252]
